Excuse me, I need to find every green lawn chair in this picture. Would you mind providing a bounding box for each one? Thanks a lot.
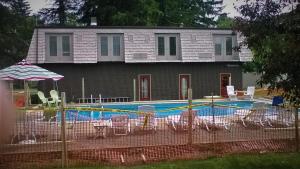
[37,91,55,106]
[50,90,61,106]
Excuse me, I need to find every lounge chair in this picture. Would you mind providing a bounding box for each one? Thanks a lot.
[37,91,54,106]
[168,110,197,131]
[235,102,268,127]
[111,115,130,135]
[226,86,237,101]
[50,90,61,106]
[267,109,295,127]
[135,105,157,131]
[243,86,255,100]
[197,115,232,131]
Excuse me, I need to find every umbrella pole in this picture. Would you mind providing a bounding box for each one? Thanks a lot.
[55,81,59,92]
[10,81,14,104]
[24,81,29,108]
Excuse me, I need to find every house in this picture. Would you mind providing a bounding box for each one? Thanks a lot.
[26,26,252,102]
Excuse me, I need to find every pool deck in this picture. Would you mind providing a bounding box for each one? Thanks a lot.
[2,115,297,154]
[1,123,296,154]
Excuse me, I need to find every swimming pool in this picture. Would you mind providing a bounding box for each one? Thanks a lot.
[59,101,254,121]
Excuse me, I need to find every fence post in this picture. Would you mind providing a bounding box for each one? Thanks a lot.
[295,106,299,152]
[211,92,216,152]
[60,92,68,168]
[188,88,193,145]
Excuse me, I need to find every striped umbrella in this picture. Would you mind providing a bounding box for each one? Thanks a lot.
[0,59,63,81]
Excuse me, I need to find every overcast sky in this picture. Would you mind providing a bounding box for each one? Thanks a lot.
[27,0,240,17]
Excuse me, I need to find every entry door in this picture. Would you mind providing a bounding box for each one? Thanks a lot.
[179,74,191,100]
[139,75,151,101]
[220,73,231,97]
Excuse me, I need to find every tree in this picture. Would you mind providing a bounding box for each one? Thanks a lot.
[0,0,35,68]
[10,0,31,16]
[234,0,300,105]
[157,0,224,27]
[216,13,233,28]
[78,0,161,26]
[78,0,224,27]
[38,0,79,25]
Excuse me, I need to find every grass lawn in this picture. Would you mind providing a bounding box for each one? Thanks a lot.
[51,153,300,169]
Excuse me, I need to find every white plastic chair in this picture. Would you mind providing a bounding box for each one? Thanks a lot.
[169,110,197,131]
[50,90,61,106]
[136,105,157,131]
[236,102,268,127]
[197,115,232,131]
[37,91,54,106]
[244,86,255,100]
[226,85,237,101]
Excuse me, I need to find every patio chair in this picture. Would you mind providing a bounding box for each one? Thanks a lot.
[243,86,255,100]
[235,102,268,127]
[197,115,232,131]
[226,86,237,101]
[91,119,111,139]
[272,96,284,107]
[267,109,295,127]
[135,105,157,131]
[37,91,54,106]
[169,110,197,131]
[50,90,61,106]
[111,115,130,135]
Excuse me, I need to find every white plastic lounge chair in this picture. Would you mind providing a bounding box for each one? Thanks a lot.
[241,109,267,127]
[243,86,255,100]
[197,115,232,131]
[226,86,237,101]
[168,110,197,131]
[111,115,130,135]
[37,91,54,106]
[235,102,268,127]
[50,90,61,106]
[267,109,295,127]
[136,105,157,131]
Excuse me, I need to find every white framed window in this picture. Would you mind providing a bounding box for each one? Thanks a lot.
[98,34,124,61]
[155,33,180,59]
[46,33,73,62]
[213,35,237,61]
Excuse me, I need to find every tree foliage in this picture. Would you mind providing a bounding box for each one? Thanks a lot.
[0,0,35,69]
[216,13,233,28]
[234,0,300,105]
[158,0,224,26]
[77,0,161,26]
[38,0,79,25]
[77,0,224,27]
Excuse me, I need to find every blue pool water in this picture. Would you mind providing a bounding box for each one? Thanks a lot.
[58,101,254,121]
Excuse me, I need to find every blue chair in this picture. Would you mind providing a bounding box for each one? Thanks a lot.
[272,96,284,106]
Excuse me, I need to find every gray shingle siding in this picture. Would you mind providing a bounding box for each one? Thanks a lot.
[26,27,252,64]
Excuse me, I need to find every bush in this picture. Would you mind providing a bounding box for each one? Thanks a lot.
[43,107,57,121]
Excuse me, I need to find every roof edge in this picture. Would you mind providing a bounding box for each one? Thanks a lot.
[35,25,234,30]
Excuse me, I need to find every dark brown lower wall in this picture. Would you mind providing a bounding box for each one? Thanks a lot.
[39,62,243,102]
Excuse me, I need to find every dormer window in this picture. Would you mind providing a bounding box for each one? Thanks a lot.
[98,34,124,61]
[46,33,73,62]
[213,35,238,61]
[155,33,181,60]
